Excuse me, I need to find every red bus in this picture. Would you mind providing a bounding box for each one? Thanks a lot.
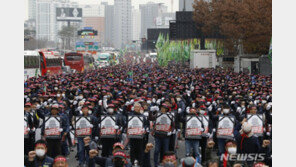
[64,52,84,72]
[39,51,63,76]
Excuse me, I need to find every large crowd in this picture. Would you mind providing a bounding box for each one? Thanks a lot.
[24,55,272,167]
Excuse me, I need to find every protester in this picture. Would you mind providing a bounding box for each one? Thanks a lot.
[53,155,68,167]
[152,103,175,167]
[76,103,98,166]
[128,102,149,166]
[24,102,37,156]
[24,58,272,167]
[24,140,54,167]
[159,151,178,167]
[41,104,70,158]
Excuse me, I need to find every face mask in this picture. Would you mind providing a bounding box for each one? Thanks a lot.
[35,149,45,157]
[163,162,175,167]
[176,98,181,102]
[57,94,61,97]
[223,109,230,114]
[200,110,205,115]
[62,94,65,98]
[152,98,156,103]
[228,147,237,154]
[79,96,83,100]
[140,109,144,114]
[54,87,58,91]
[108,108,114,114]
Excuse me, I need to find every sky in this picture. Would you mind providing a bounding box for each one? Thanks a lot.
[25,0,179,21]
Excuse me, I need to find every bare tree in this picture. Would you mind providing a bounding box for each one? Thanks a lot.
[193,0,272,57]
[58,25,79,50]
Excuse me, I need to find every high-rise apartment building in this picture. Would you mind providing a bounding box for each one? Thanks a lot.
[139,2,167,39]
[103,3,114,47]
[113,0,132,49]
[36,0,81,42]
[131,8,141,41]
[28,0,37,20]
[82,4,104,17]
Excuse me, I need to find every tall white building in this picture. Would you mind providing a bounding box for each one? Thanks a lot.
[131,8,141,41]
[113,0,132,49]
[82,4,104,17]
[28,0,37,20]
[139,2,168,38]
[103,3,114,47]
[155,12,175,28]
[36,0,81,42]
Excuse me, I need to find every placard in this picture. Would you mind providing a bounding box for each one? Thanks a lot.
[75,116,92,137]
[185,115,203,139]
[154,113,173,135]
[24,118,29,138]
[44,116,61,139]
[216,116,234,139]
[247,114,264,136]
[100,116,117,138]
[127,116,144,139]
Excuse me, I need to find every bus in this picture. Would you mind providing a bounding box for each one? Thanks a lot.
[64,52,84,72]
[96,52,110,67]
[83,54,95,70]
[24,50,41,80]
[39,51,63,76]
